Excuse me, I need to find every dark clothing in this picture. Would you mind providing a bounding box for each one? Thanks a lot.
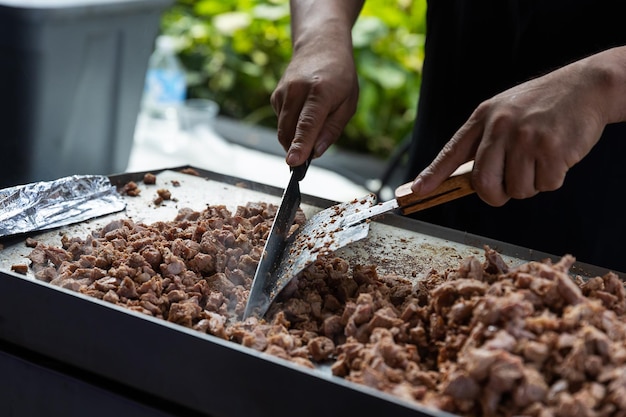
[408,0,626,272]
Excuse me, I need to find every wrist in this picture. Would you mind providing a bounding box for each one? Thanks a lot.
[582,47,626,124]
[289,0,363,54]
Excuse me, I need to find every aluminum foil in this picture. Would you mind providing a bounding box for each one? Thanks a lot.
[0,175,126,238]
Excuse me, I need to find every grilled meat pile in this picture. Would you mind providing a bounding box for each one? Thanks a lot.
[24,202,626,417]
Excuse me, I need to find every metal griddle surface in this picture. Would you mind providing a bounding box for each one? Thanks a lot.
[0,166,618,417]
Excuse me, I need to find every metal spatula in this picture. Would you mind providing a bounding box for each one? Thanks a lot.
[244,161,475,318]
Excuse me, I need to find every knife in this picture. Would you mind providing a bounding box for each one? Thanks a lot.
[244,157,311,319]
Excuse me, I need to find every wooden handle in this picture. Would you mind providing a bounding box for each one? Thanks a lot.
[395,161,475,215]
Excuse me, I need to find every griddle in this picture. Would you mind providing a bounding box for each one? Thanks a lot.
[0,166,618,417]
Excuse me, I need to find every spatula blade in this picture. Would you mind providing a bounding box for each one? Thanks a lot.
[247,194,377,318]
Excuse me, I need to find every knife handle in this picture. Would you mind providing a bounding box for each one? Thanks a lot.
[395,161,475,215]
[290,154,313,182]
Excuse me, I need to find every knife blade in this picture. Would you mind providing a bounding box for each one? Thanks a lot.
[244,158,311,319]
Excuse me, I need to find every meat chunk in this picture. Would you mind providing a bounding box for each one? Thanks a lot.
[10,264,28,274]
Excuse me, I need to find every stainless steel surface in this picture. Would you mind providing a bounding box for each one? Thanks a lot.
[0,166,619,417]
[245,161,309,318]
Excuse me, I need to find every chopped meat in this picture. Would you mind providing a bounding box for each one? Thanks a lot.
[10,264,28,274]
[23,197,626,417]
[157,188,171,200]
[117,277,139,299]
[25,237,38,248]
[121,181,140,196]
[443,370,481,401]
[179,168,200,176]
[143,173,156,185]
[308,336,335,361]
[168,300,202,327]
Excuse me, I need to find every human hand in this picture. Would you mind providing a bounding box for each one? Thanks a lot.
[271,39,359,167]
[411,51,623,207]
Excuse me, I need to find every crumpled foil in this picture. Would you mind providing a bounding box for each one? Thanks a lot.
[0,175,126,238]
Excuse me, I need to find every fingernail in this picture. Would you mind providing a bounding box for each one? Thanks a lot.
[286,150,300,166]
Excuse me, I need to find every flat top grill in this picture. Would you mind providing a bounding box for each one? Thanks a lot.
[0,167,615,417]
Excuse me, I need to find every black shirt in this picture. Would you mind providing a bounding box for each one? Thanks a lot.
[407,0,626,272]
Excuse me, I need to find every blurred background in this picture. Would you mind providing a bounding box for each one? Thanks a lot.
[162,0,426,158]
[0,0,426,201]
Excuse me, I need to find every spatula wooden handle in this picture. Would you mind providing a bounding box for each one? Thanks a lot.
[395,161,475,215]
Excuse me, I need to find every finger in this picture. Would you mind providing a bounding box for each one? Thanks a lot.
[269,85,282,114]
[412,117,483,196]
[490,123,539,200]
[270,90,288,152]
[470,123,509,207]
[277,105,306,153]
[286,98,328,166]
[313,123,340,158]
[503,152,538,200]
[534,156,567,192]
[313,100,357,158]
[273,85,308,153]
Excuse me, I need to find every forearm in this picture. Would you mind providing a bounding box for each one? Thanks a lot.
[289,0,365,53]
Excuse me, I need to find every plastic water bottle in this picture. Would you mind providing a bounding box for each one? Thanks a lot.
[142,35,187,119]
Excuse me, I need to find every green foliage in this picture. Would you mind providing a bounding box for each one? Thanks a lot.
[160,0,426,158]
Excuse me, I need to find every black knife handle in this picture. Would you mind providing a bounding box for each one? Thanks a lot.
[290,154,312,182]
